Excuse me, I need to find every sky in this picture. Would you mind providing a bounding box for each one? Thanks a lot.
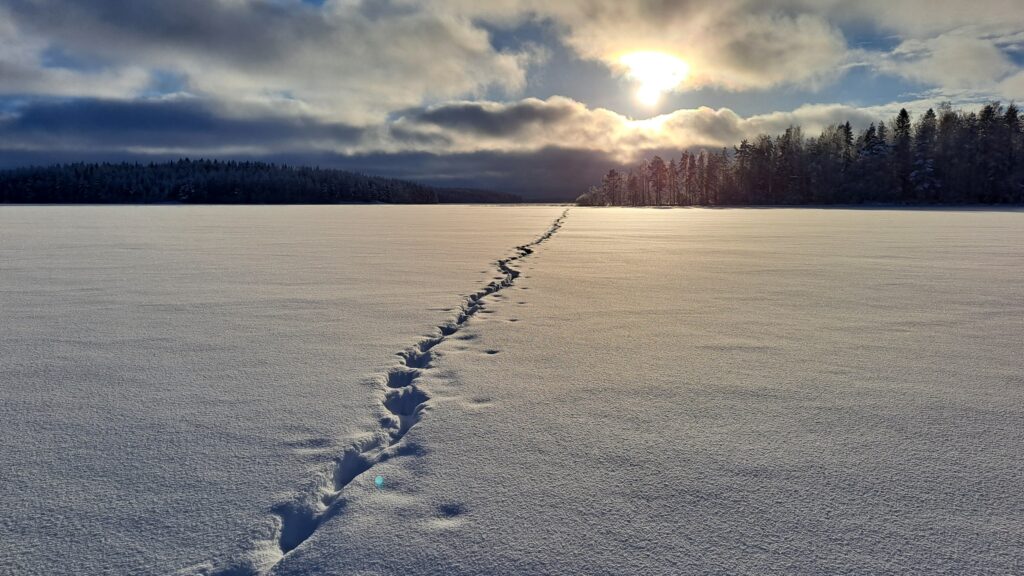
[2,0,1024,199]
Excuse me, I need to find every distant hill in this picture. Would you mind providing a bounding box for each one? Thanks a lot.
[0,159,521,204]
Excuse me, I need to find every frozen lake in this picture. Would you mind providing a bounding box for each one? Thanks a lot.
[0,205,565,575]
[2,206,1022,575]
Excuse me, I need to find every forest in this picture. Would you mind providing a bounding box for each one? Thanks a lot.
[0,159,521,204]
[578,103,1024,206]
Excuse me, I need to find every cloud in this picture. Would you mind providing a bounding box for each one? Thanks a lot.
[0,97,364,154]
[388,97,889,161]
[3,0,1022,117]
[1,0,540,123]
[2,93,894,164]
[819,1,1024,96]
[831,0,1024,37]
[873,33,1018,89]
[445,1,850,91]
[997,71,1024,101]
[0,12,150,98]
[314,147,620,199]
[405,99,578,137]
[448,1,1024,97]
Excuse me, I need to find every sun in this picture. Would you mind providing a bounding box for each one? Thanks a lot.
[619,51,690,107]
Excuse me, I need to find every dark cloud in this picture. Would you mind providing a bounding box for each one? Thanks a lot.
[387,124,455,147]
[264,147,615,200]
[407,99,577,136]
[0,97,364,149]
[3,0,326,67]
[1,0,535,123]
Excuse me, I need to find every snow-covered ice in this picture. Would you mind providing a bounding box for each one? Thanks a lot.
[269,208,1024,576]
[2,206,1022,575]
[0,205,564,575]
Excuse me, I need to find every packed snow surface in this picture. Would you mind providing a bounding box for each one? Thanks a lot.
[0,205,564,575]
[269,208,1024,576]
[2,206,1022,575]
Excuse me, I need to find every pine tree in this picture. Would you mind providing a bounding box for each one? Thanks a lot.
[649,156,668,205]
[683,153,698,206]
[667,159,678,206]
[893,108,913,202]
[602,169,624,205]
[627,170,641,206]
[911,108,939,201]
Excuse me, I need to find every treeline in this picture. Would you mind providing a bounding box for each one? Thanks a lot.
[578,103,1024,206]
[0,159,521,204]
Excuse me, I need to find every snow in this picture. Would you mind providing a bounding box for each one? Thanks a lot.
[3,206,1022,575]
[269,207,1024,576]
[0,205,565,575]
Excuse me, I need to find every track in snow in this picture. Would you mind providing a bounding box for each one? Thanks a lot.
[200,209,569,576]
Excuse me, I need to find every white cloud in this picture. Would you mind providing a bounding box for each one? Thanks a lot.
[831,0,1024,38]
[381,97,891,161]
[997,71,1024,100]
[429,1,851,92]
[874,33,1018,89]
[2,0,1023,137]
[1,0,541,123]
[0,13,150,99]
[435,1,1024,100]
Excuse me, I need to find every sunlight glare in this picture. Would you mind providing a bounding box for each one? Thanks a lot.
[619,51,690,107]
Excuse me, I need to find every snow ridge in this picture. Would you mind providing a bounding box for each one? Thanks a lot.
[201,209,569,576]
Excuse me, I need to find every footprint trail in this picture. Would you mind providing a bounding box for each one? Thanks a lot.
[200,209,569,575]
